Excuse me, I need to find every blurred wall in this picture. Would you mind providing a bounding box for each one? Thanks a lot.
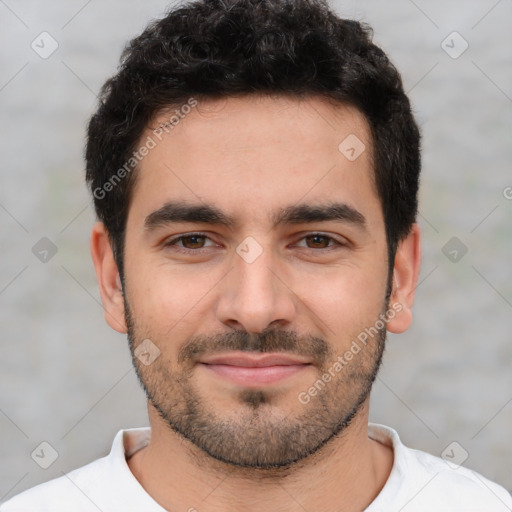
[0,0,511,498]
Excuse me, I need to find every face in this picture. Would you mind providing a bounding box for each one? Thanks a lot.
[120,95,394,468]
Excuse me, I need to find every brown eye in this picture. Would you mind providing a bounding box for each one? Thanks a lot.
[164,233,213,251]
[179,235,206,249]
[303,234,334,249]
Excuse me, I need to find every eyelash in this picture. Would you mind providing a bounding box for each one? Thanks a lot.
[163,232,345,254]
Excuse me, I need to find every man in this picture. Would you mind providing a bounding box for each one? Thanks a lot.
[2,0,511,510]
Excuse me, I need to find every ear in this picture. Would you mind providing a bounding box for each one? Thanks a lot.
[89,222,127,334]
[386,223,421,334]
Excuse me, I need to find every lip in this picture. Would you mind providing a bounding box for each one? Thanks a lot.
[200,352,311,367]
[199,352,312,387]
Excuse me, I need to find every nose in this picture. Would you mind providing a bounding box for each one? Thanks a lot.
[215,241,297,333]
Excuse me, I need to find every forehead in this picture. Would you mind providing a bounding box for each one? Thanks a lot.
[148,94,371,160]
[128,95,379,231]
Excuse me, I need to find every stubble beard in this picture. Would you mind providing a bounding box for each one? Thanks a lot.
[125,299,387,470]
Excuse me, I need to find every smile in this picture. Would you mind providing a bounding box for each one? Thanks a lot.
[199,352,312,386]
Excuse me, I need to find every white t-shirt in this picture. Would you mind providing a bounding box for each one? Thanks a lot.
[1,423,510,511]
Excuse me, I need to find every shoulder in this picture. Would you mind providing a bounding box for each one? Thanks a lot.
[0,428,153,512]
[368,423,512,511]
[409,446,511,507]
[0,456,109,512]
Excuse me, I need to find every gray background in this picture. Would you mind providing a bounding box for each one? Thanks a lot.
[1,0,511,500]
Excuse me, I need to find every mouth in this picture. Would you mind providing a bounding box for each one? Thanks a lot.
[198,352,312,387]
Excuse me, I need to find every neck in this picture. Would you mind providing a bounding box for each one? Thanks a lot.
[128,402,393,512]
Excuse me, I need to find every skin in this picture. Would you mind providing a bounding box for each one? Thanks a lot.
[90,95,421,512]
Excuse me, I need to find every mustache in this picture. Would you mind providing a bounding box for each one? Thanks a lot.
[178,329,331,367]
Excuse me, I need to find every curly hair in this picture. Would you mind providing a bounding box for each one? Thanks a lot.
[85,0,421,280]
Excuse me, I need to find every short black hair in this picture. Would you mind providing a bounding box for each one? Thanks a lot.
[85,0,421,281]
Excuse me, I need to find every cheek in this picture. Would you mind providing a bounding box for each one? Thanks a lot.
[294,263,387,338]
[125,260,220,334]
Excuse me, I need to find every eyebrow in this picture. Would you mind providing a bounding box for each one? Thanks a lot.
[144,200,366,232]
